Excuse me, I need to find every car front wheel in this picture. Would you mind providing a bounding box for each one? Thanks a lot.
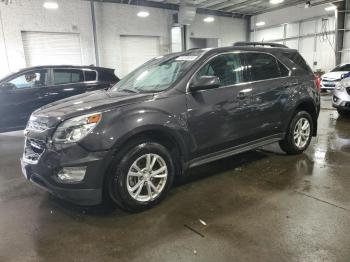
[107,141,175,212]
[279,111,313,155]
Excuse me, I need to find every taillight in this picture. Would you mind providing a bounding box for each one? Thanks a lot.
[314,75,321,93]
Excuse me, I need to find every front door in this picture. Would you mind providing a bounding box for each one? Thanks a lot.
[186,52,254,159]
[0,69,48,132]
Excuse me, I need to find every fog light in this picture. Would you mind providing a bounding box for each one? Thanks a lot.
[57,167,87,183]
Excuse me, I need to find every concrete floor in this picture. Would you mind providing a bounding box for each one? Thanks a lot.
[1,94,350,262]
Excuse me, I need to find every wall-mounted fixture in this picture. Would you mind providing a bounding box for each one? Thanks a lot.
[137,11,150,18]
[256,21,266,27]
[43,1,59,9]
[270,0,284,4]
[203,16,215,23]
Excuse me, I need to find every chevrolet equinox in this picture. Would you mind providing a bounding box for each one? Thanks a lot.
[21,43,320,212]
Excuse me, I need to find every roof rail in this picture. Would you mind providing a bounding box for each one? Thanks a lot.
[233,42,288,48]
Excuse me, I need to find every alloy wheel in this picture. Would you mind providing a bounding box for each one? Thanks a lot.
[293,117,311,149]
[126,153,168,202]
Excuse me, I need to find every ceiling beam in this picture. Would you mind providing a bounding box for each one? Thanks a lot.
[221,0,263,12]
[198,0,227,8]
[250,0,334,15]
[210,0,254,10]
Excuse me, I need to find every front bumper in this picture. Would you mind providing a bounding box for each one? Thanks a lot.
[332,89,350,111]
[21,138,112,206]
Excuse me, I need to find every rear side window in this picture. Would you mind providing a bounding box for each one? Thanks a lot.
[53,69,84,85]
[99,70,118,82]
[283,52,312,73]
[244,53,286,81]
[84,70,97,81]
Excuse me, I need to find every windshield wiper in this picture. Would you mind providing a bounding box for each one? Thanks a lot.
[120,89,138,93]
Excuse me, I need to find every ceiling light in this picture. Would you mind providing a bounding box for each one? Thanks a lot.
[137,11,150,18]
[325,5,337,11]
[203,16,215,23]
[270,0,284,4]
[43,2,58,9]
[256,21,266,27]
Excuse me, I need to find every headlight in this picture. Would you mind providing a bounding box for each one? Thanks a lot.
[335,82,345,90]
[52,113,101,143]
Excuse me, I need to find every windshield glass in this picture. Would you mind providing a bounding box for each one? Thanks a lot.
[110,53,202,93]
[331,64,350,72]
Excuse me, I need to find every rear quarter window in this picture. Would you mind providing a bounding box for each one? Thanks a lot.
[84,70,97,81]
[98,69,118,82]
[282,52,313,75]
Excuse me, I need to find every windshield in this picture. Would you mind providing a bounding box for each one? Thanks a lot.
[331,64,350,72]
[110,53,201,93]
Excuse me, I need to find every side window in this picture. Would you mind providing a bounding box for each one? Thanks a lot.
[53,69,84,85]
[84,70,97,81]
[195,53,243,86]
[8,70,48,89]
[245,53,283,81]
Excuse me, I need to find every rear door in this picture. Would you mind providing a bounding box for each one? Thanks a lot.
[42,68,90,103]
[0,69,48,131]
[241,52,292,137]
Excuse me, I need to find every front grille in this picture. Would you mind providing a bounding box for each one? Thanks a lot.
[322,79,336,87]
[24,138,46,163]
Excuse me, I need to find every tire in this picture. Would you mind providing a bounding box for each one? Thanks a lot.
[106,140,175,212]
[337,109,350,117]
[279,110,313,155]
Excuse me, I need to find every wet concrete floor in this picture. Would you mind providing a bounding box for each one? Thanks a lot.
[0,94,350,262]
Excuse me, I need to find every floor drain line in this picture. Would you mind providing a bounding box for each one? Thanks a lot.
[184,224,205,238]
[294,190,350,212]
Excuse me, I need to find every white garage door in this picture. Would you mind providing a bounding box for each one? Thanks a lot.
[22,31,82,67]
[120,35,160,77]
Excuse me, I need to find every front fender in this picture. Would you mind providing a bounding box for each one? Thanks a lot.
[79,95,189,155]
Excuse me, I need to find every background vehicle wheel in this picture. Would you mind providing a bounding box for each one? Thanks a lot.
[106,140,175,212]
[337,109,350,117]
[279,110,313,155]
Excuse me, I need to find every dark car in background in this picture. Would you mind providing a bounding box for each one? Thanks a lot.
[0,65,119,133]
[21,43,320,211]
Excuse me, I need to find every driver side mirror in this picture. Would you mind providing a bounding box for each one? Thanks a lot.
[0,83,15,92]
[189,76,221,92]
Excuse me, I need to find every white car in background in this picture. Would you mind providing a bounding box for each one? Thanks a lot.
[321,64,350,92]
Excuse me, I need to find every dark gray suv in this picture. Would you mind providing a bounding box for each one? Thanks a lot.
[21,43,320,211]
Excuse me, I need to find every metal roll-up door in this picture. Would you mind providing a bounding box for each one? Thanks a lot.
[22,31,82,67]
[120,35,160,77]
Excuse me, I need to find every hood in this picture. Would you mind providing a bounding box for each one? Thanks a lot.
[322,71,349,80]
[32,90,154,127]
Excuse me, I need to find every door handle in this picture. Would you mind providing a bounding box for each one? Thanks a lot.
[237,88,252,99]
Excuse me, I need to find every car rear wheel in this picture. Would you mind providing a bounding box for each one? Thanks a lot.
[106,140,175,212]
[279,111,313,155]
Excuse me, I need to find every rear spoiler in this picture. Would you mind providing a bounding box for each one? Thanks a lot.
[233,42,288,48]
